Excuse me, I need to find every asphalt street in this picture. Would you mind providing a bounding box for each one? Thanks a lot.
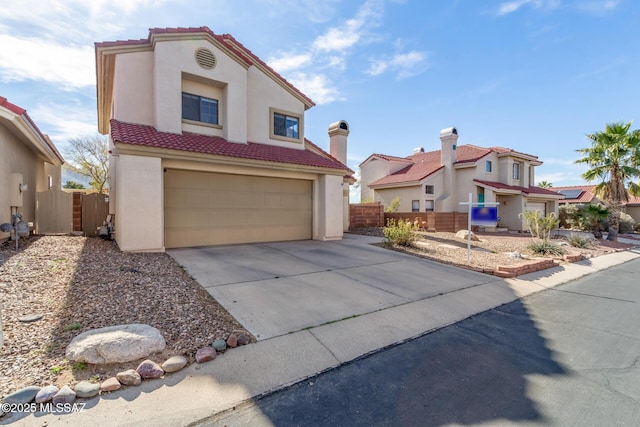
[201,257,640,427]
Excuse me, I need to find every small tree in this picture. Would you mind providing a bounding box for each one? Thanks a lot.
[64,134,109,194]
[520,210,564,255]
[385,196,401,213]
[63,180,86,189]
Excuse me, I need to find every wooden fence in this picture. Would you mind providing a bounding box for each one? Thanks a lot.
[36,191,108,237]
[349,203,468,233]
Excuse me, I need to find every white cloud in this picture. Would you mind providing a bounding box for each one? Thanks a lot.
[286,72,345,105]
[366,50,430,79]
[0,34,95,89]
[30,103,97,144]
[312,0,384,52]
[497,0,533,15]
[268,53,312,73]
[577,0,621,13]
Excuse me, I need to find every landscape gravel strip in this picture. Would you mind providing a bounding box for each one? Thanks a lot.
[0,235,252,400]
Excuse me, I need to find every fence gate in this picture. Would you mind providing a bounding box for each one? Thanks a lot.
[35,190,73,234]
[80,193,109,237]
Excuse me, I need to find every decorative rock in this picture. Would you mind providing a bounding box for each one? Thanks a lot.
[455,230,480,241]
[237,334,250,346]
[161,355,187,373]
[3,386,41,404]
[136,359,164,379]
[52,385,76,405]
[509,251,523,259]
[35,385,59,403]
[195,346,217,363]
[212,339,227,352]
[18,314,43,323]
[226,334,238,348]
[100,377,122,392]
[65,324,166,364]
[74,381,100,398]
[117,369,142,386]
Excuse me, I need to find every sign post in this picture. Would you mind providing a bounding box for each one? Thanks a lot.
[459,193,500,262]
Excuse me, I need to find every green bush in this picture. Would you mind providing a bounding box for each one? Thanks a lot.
[383,218,419,246]
[528,240,565,256]
[567,233,592,248]
[385,196,401,213]
[619,212,635,234]
[519,210,558,241]
[559,204,580,229]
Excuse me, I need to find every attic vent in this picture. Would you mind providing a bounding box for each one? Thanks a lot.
[195,48,216,69]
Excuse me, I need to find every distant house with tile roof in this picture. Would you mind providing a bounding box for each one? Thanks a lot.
[360,127,563,231]
[551,184,640,224]
[1,96,65,242]
[95,27,353,251]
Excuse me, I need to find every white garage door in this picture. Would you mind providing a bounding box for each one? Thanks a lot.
[525,202,547,216]
[164,169,312,248]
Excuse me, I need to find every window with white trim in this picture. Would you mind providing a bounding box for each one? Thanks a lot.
[486,160,492,173]
[513,163,520,180]
[412,200,420,212]
[424,200,434,212]
[425,185,434,195]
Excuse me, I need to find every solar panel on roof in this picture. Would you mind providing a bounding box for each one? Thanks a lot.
[558,189,583,199]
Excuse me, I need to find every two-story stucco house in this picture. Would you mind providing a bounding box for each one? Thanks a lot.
[360,127,563,231]
[1,96,64,242]
[95,27,353,252]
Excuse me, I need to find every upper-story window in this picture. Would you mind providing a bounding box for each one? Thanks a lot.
[270,107,303,143]
[425,185,434,195]
[486,160,492,173]
[513,163,520,180]
[182,92,219,125]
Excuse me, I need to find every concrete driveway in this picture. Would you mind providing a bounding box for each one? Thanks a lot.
[168,234,495,340]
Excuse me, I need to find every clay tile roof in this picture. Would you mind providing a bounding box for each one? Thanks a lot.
[474,179,563,196]
[368,145,493,186]
[96,27,314,108]
[0,96,64,164]
[110,119,351,173]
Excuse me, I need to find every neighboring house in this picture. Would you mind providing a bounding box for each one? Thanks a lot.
[95,27,353,252]
[360,127,563,231]
[552,184,640,224]
[0,96,65,241]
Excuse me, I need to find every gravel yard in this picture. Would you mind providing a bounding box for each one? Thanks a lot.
[350,228,637,271]
[1,231,636,401]
[0,235,252,400]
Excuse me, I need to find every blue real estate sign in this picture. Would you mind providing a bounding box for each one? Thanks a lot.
[471,207,498,227]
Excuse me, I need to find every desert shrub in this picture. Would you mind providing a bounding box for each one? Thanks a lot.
[528,240,565,256]
[385,196,401,213]
[618,212,636,234]
[580,204,609,238]
[559,204,580,229]
[519,211,558,241]
[567,233,592,248]
[383,218,418,246]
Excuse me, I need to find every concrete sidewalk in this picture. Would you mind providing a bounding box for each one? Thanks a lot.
[6,239,640,426]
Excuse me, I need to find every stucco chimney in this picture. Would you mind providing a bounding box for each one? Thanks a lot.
[439,127,458,166]
[328,120,349,165]
[439,127,459,211]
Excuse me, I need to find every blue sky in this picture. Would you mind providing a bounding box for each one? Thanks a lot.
[1,0,638,197]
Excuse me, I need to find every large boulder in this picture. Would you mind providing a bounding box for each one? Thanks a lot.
[66,324,166,364]
[455,230,480,241]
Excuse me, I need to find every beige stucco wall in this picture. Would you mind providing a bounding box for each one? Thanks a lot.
[315,174,344,240]
[1,125,39,238]
[247,67,306,149]
[113,51,155,127]
[374,186,421,213]
[624,206,640,224]
[114,154,164,252]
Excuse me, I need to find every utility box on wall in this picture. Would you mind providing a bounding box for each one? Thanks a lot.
[10,173,25,207]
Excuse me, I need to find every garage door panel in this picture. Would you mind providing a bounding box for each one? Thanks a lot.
[164,170,312,248]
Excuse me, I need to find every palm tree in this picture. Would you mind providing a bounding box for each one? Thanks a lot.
[575,121,640,241]
[537,180,553,188]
